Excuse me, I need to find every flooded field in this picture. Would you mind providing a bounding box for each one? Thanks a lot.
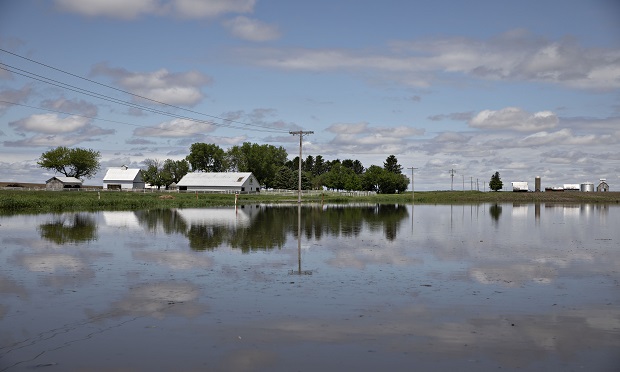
[1,203,619,371]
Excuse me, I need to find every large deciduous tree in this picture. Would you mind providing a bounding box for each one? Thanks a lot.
[186,143,226,172]
[37,146,101,180]
[489,171,503,191]
[226,142,288,188]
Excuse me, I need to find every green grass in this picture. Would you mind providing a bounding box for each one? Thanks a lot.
[1,189,619,214]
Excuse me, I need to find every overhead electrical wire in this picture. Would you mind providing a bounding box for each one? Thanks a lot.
[0,48,291,134]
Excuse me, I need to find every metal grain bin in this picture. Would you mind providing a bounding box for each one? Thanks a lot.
[580,182,594,192]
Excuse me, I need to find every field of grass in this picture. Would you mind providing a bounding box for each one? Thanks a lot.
[1,188,619,214]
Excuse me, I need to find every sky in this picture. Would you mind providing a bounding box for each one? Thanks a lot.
[1,0,619,191]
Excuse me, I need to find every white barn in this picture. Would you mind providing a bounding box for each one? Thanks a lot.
[103,166,145,190]
[177,172,260,193]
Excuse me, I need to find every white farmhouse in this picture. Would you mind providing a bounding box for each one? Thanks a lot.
[102,165,145,190]
[177,172,260,193]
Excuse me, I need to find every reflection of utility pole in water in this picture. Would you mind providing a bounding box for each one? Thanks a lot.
[449,169,456,190]
[290,204,312,275]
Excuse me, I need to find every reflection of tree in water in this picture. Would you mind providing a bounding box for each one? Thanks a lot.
[134,209,188,235]
[299,204,408,242]
[38,213,98,244]
[187,224,229,251]
[133,205,409,252]
[489,204,502,223]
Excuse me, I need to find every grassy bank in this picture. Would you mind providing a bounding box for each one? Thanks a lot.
[1,189,619,214]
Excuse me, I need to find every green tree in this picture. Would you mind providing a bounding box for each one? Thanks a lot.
[313,155,327,176]
[384,155,402,174]
[273,166,296,189]
[162,159,190,184]
[361,165,383,192]
[37,146,101,179]
[186,143,226,172]
[489,171,503,191]
[226,142,288,188]
[142,159,169,190]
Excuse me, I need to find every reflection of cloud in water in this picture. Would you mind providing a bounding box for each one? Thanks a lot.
[218,349,278,372]
[101,211,140,229]
[239,305,620,369]
[133,251,213,269]
[93,282,208,320]
[470,264,558,286]
[20,253,84,272]
[512,204,529,218]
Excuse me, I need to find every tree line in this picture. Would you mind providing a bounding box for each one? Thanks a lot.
[37,143,410,194]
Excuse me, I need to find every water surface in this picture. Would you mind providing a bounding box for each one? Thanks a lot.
[1,203,618,371]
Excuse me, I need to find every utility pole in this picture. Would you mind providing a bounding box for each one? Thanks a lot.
[407,166,418,201]
[290,131,314,203]
[449,169,456,190]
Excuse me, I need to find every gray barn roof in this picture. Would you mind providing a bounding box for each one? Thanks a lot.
[46,176,82,184]
[177,172,255,187]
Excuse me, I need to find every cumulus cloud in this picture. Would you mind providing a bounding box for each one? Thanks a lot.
[134,118,215,138]
[55,0,255,19]
[245,30,620,90]
[433,132,472,143]
[91,63,211,106]
[469,107,559,132]
[223,16,280,41]
[3,125,115,147]
[55,0,160,19]
[9,113,91,134]
[322,122,424,154]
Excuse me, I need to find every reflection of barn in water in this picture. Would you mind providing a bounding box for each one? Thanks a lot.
[173,206,260,229]
[102,211,141,229]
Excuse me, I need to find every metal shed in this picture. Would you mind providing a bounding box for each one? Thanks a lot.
[177,172,260,193]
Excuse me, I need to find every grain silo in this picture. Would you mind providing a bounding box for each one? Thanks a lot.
[580,182,594,192]
[535,176,541,192]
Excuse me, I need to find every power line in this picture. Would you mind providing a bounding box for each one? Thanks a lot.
[0,49,290,134]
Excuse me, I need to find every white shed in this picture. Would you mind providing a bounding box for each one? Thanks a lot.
[103,166,145,190]
[177,172,260,193]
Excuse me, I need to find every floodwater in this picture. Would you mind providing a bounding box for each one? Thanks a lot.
[0,203,618,372]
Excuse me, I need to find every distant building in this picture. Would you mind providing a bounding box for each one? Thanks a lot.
[177,172,260,193]
[511,181,529,192]
[597,179,609,192]
[563,184,580,191]
[102,165,145,190]
[45,176,82,190]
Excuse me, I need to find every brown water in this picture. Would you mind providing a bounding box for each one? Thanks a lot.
[1,203,618,371]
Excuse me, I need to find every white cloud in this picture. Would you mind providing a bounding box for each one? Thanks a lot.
[469,107,558,132]
[9,113,90,134]
[245,31,620,90]
[55,0,160,19]
[55,0,256,19]
[41,98,98,117]
[223,16,280,42]
[91,64,211,106]
[134,118,215,138]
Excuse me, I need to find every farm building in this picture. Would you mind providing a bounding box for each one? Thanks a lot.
[511,182,529,192]
[597,179,609,192]
[177,172,260,193]
[102,166,145,190]
[45,176,82,190]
